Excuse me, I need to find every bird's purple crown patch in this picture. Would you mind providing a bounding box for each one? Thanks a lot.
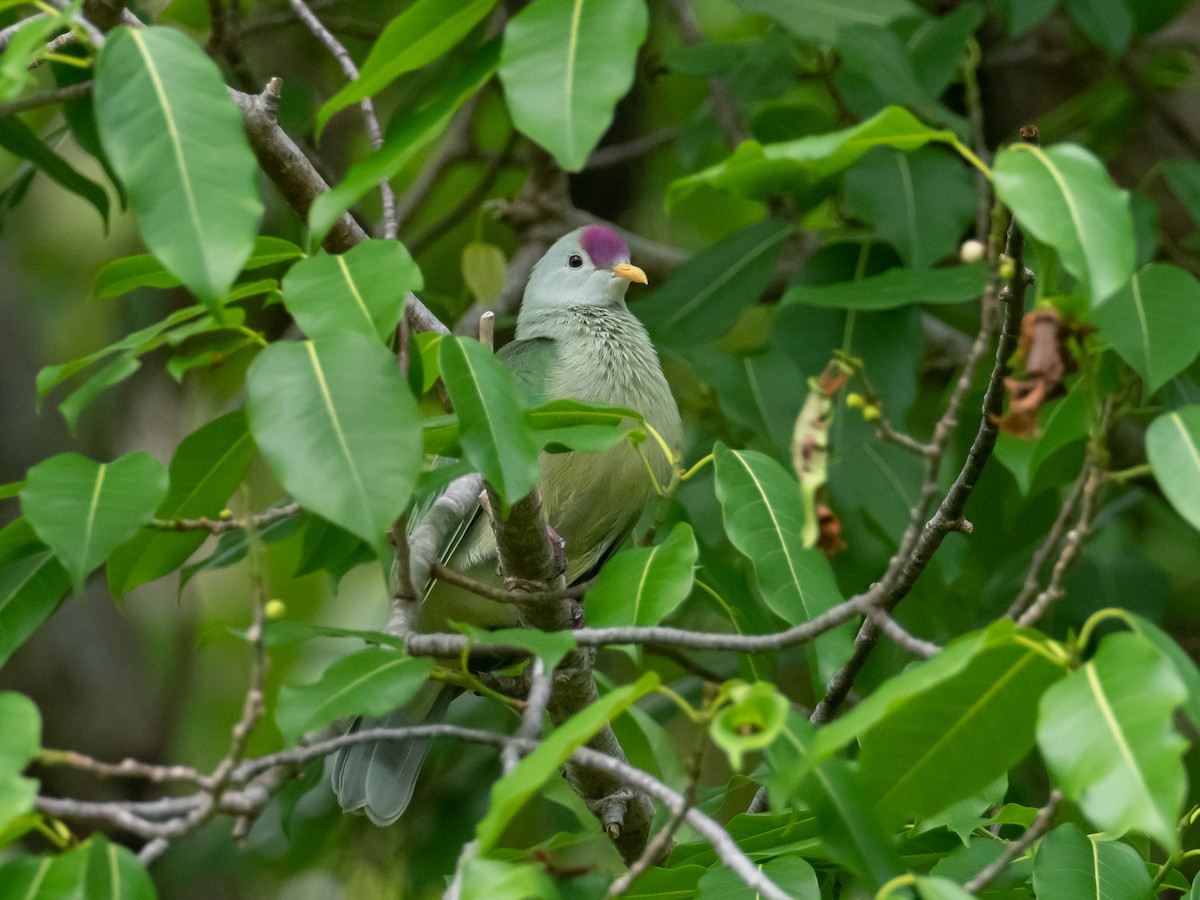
[580,225,629,269]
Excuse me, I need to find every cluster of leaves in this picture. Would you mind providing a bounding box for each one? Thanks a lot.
[2,0,1200,898]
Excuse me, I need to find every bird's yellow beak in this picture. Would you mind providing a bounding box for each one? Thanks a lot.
[611,263,648,285]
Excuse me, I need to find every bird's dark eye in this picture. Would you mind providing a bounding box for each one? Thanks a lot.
[568,254,584,269]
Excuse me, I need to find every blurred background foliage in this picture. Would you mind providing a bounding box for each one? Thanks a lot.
[3,0,1200,897]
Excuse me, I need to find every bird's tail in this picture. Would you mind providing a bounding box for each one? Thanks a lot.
[331,681,456,826]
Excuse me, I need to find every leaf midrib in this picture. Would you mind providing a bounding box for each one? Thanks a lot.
[303,343,373,523]
[562,0,584,160]
[129,31,207,284]
[877,650,1038,811]
[730,452,810,618]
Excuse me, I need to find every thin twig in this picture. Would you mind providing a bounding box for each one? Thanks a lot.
[37,749,204,785]
[389,473,484,637]
[876,419,934,457]
[1004,463,1090,620]
[1016,463,1105,627]
[407,129,518,255]
[207,526,270,793]
[228,724,788,900]
[0,82,92,118]
[0,13,47,54]
[605,797,688,896]
[585,127,679,170]
[867,608,939,659]
[500,658,550,775]
[391,97,477,227]
[808,127,1039,730]
[962,789,1063,893]
[664,0,746,148]
[286,0,396,238]
[428,560,590,605]
[206,0,257,92]
[151,502,300,535]
[605,729,705,896]
[404,592,876,658]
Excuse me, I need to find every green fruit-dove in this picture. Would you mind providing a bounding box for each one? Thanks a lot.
[332,226,682,824]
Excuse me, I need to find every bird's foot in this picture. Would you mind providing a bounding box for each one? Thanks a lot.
[547,524,568,577]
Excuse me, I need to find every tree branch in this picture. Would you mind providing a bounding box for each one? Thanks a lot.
[809,126,1040,728]
[285,0,396,239]
[962,789,1063,894]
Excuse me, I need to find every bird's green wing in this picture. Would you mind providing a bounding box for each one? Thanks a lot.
[496,336,558,405]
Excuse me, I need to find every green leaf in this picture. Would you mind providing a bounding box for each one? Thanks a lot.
[713,445,851,684]
[179,508,303,588]
[245,334,422,561]
[58,354,143,437]
[20,452,168,592]
[93,254,186,297]
[782,264,988,310]
[106,412,256,597]
[1093,263,1200,394]
[35,305,207,403]
[453,624,576,671]
[993,0,1060,35]
[80,835,158,900]
[993,386,1089,495]
[94,27,263,310]
[294,516,374,584]
[912,877,976,900]
[0,6,66,99]
[438,336,540,512]
[710,681,789,770]
[731,0,919,44]
[526,399,642,453]
[1160,158,1200,231]
[0,692,40,830]
[635,220,791,345]
[815,621,1068,828]
[585,523,697,628]
[667,106,960,208]
[625,866,706,898]
[475,671,659,852]
[669,811,819,867]
[256,619,405,650]
[1032,824,1152,900]
[0,835,158,900]
[275,647,434,741]
[0,522,71,669]
[832,25,962,132]
[765,712,901,888]
[1124,613,1200,732]
[93,237,304,299]
[308,40,498,245]
[1037,631,1186,851]
[499,0,649,171]
[458,856,558,900]
[1146,406,1200,533]
[907,3,985,96]
[316,0,499,134]
[1128,0,1189,32]
[1066,0,1132,55]
[0,117,109,224]
[282,240,423,343]
[462,242,508,307]
[844,148,977,268]
[993,142,1134,305]
[696,855,820,899]
[0,856,51,895]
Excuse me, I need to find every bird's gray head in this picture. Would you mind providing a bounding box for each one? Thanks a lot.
[520,226,648,318]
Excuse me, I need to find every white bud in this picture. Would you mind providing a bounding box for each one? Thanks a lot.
[960,239,986,264]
